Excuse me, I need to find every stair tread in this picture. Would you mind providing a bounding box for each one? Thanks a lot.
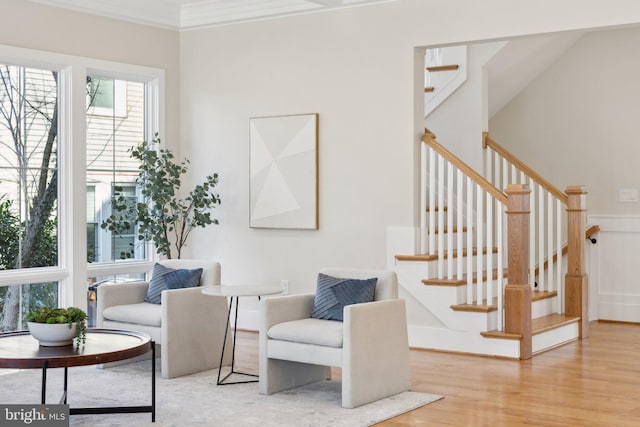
[532,290,557,302]
[480,314,580,340]
[426,64,459,72]
[423,269,507,286]
[395,246,498,262]
[532,313,580,335]
[451,297,498,313]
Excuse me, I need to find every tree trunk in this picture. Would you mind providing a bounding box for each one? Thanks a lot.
[1,286,20,332]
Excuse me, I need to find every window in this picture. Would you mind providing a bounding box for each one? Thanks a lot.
[0,64,59,331]
[86,76,147,264]
[0,65,59,270]
[0,46,163,332]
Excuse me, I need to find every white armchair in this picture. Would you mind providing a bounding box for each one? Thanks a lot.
[97,259,232,379]
[259,268,411,408]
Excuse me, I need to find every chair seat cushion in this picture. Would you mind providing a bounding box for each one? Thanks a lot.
[267,318,343,348]
[310,273,377,321]
[102,302,162,327]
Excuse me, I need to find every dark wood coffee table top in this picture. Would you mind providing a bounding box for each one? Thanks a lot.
[0,328,152,369]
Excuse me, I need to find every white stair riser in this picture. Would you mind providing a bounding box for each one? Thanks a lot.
[410,253,500,276]
[532,322,579,354]
[447,310,498,333]
[532,296,559,319]
[408,325,520,359]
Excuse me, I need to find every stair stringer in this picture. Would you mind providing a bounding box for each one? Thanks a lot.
[396,258,519,357]
[396,259,499,332]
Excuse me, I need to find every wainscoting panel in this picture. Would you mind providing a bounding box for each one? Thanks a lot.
[588,215,640,323]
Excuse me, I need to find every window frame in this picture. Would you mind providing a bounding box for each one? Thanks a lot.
[0,44,165,313]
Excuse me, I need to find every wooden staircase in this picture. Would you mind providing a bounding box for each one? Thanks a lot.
[388,130,593,359]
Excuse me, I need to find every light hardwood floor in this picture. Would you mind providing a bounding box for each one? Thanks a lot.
[236,321,640,426]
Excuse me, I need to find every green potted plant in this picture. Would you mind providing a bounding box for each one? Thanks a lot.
[25,307,87,347]
[101,134,221,259]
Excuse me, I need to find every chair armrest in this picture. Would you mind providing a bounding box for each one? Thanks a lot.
[96,281,149,327]
[342,298,411,407]
[343,298,409,355]
[162,286,223,324]
[259,293,315,334]
[161,286,231,378]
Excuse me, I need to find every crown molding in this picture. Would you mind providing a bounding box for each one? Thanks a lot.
[27,0,181,29]
[27,0,398,31]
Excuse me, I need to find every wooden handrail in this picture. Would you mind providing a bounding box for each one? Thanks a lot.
[534,224,600,276]
[423,131,507,204]
[482,132,568,204]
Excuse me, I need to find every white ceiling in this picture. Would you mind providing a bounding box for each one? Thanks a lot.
[27,0,396,31]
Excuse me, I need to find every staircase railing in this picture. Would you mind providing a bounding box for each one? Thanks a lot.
[421,130,508,329]
[482,132,567,314]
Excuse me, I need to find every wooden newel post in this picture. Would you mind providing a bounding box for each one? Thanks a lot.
[565,185,588,338]
[505,184,532,360]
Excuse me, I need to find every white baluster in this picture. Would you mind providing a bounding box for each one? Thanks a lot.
[420,142,428,253]
[466,177,473,304]
[529,178,536,289]
[457,170,463,280]
[497,203,504,331]
[547,191,554,293]
[557,199,563,314]
[428,148,436,255]
[437,156,444,278]
[538,184,545,292]
[447,163,454,279]
[494,152,501,190]
[486,193,493,303]
[476,184,484,305]
[502,158,508,191]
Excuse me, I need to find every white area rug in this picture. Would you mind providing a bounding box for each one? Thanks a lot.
[0,361,443,426]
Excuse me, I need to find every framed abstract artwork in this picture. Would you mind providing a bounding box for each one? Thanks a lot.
[249,113,318,229]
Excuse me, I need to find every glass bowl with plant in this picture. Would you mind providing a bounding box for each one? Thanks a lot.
[25,307,87,347]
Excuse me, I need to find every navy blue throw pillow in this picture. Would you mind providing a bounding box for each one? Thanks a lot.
[310,273,377,321]
[144,263,203,304]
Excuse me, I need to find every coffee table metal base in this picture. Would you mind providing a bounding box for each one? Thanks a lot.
[40,342,156,421]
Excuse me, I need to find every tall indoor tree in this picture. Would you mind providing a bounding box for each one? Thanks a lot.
[101,136,221,260]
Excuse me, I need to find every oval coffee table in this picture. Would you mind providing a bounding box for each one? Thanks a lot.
[0,328,156,422]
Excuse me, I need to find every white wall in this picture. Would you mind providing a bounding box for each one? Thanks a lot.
[489,27,640,216]
[179,0,640,327]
